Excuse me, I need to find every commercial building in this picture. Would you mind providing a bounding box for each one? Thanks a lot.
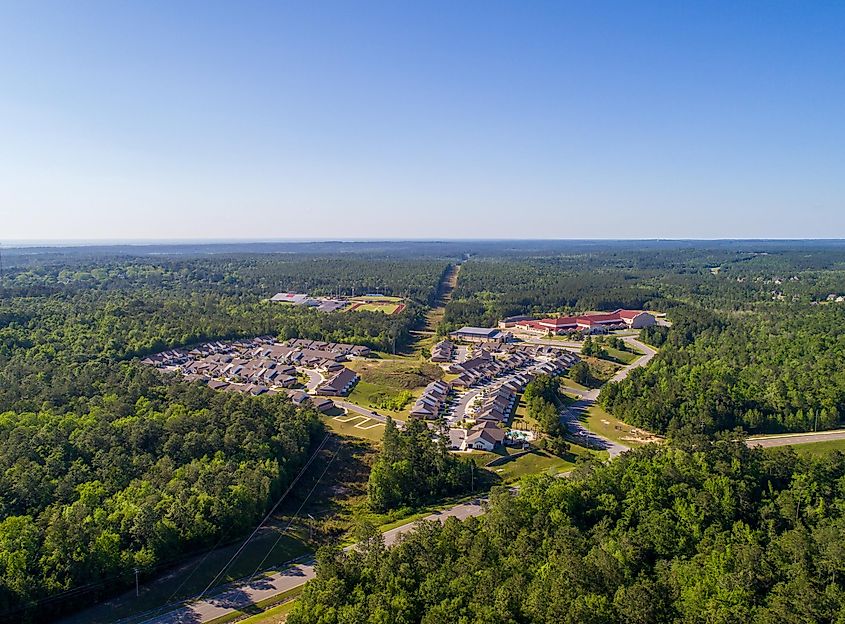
[515,309,656,335]
[449,327,511,343]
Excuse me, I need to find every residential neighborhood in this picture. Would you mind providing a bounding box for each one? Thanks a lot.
[141,336,373,412]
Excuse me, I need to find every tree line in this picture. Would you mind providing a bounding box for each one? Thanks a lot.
[290,438,845,623]
[600,304,845,434]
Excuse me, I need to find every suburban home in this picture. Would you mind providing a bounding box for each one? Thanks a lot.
[309,396,335,412]
[410,380,452,419]
[316,367,359,396]
[431,340,455,362]
[288,389,310,406]
[462,421,506,451]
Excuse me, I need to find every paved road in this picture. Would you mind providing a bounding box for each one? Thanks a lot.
[146,498,486,624]
[297,368,323,393]
[333,400,392,424]
[611,338,657,383]
[559,337,657,459]
[447,388,483,424]
[748,429,845,448]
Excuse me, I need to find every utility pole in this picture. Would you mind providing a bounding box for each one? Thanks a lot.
[134,568,140,597]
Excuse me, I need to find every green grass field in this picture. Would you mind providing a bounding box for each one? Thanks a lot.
[583,404,659,447]
[559,376,591,394]
[351,302,403,314]
[785,438,845,455]
[345,381,417,420]
[472,444,606,483]
[322,412,385,442]
[601,346,640,365]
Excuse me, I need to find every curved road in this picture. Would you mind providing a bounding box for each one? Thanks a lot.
[144,498,485,624]
[559,337,657,459]
[146,338,660,623]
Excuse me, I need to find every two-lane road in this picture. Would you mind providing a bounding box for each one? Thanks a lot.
[145,498,486,623]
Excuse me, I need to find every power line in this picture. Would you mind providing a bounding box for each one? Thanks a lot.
[249,441,341,579]
[195,433,331,601]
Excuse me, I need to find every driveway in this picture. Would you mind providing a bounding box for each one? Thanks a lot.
[559,394,629,459]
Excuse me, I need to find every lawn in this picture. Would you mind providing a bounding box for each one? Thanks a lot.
[346,381,418,420]
[582,403,660,447]
[470,444,605,483]
[786,438,845,455]
[582,356,622,382]
[236,599,297,623]
[321,412,385,442]
[559,376,590,394]
[349,301,403,314]
[601,346,639,365]
[344,360,441,419]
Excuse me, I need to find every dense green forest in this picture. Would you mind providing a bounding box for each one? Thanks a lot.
[0,377,323,620]
[600,304,845,434]
[368,418,474,513]
[5,241,845,619]
[0,251,451,620]
[442,244,845,330]
[290,439,845,624]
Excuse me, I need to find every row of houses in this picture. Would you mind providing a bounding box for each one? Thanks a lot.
[447,351,537,389]
[191,378,335,412]
[409,380,452,419]
[183,353,299,387]
[142,336,367,398]
[473,385,518,425]
[284,338,371,357]
[430,340,455,362]
[502,309,656,335]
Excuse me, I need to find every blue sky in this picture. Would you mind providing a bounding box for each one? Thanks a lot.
[1,1,844,240]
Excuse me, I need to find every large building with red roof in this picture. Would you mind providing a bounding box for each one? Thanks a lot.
[509,309,655,335]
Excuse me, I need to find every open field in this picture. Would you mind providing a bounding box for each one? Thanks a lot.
[582,356,622,382]
[601,346,640,365]
[345,381,416,420]
[790,438,845,455]
[583,404,661,447]
[345,359,442,418]
[559,376,591,394]
[322,412,385,442]
[470,444,605,483]
[347,301,405,314]
[346,295,405,315]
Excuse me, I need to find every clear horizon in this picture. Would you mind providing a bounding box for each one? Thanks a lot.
[2,1,844,240]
